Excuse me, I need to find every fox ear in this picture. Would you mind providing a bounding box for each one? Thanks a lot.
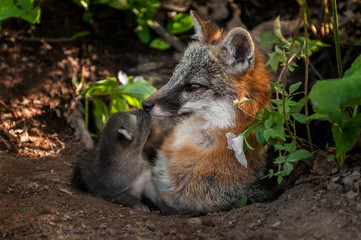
[220,27,255,75]
[190,10,206,41]
[190,10,222,43]
[117,128,133,141]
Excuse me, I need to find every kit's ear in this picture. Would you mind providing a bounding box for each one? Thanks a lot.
[117,127,133,141]
[219,27,255,75]
[190,10,222,44]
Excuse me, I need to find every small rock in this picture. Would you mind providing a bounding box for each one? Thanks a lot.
[272,221,281,228]
[187,217,202,226]
[178,234,187,240]
[146,224,156,232]
[109,228,116,235]
[327,182,343,191]
[129,210,135,215]
[342,175,355,185]
[202,219,215,227]
[313,231,323,238]
[312,152,334,176]
[58,188,73,195]
[330,176,340,183]
[345,191,358,200]
[351,170,361,177]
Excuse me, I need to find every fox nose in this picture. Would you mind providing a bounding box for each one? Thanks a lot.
[142,99,154,112]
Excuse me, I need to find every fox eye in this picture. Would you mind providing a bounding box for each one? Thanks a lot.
[184,83,202,92]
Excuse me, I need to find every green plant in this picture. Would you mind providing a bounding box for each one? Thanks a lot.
[261,17,330,73]
[0,0,41,30]
[236,82,312,184]
[73,0,193,50]
[247,13,330,183]
[81,76,156,135]
[308,54,361,169]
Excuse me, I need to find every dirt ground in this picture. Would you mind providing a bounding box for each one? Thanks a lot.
[1,1,361,239]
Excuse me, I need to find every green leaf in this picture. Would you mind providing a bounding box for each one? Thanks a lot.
[264,128,286,141]
[72,31,91,40]
[274,156,286,164]
[256,127,267,146]
[167,13,193,35]
[287,149,312,162]
[263,129,271,141]
[273,16,287,43]
[266,46,286,72]
[21,206,29,212]
[122,95,142,108]
[19,0,32,11]
[327,154,335,162]
[274,144,286,151]
[332,124,361,158]
[277,175,284,184]
[271,99,282,105]
[309,54,361,123]
[289,98,305,113]
[345,113,361,127]
[264,116,273,129]
[283,161,294,175]
[137,26,151,44]
[21,6,41,24]
[82,11,93,22]
[260,31,280,49]
[0,0,14,9]
[309,76,361,123]
[292,113,306,124]
[287,61,298,72]
[114,80,156,101]
[289,82,302,94]
[92,98,108,133]
[344,54,361,78]
[109,96,128,114]
[288,140,297,153]
[233,196,248,209]
[306,112,331,122]
[84,77,117,97]
[149,37,171,50]
[0,7,23,21]
[272,84,285,96]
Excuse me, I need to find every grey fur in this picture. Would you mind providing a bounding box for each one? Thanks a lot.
[74,110,177,215]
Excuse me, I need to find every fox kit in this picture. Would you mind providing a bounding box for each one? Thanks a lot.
[142,11,275,214]
[73,110,177,215]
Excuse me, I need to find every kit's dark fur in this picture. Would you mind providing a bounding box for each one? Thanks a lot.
[72,110,177,215]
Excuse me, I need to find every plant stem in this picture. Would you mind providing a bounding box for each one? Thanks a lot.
[85,95,89,130]
[281,53,297,141]
[353,106,359,118]
[302,1,314,152]
[330,0,343,78]
[338,152,346,169]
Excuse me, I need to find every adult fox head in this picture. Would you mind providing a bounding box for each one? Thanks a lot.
[142,11,270,130]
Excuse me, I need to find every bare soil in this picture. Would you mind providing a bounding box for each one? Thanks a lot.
[1,1,361,239]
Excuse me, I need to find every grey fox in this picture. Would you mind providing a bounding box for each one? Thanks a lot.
[142,11,276,214]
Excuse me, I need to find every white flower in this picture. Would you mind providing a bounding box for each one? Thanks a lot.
[226,132,247,168]
[117,70,129,85]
